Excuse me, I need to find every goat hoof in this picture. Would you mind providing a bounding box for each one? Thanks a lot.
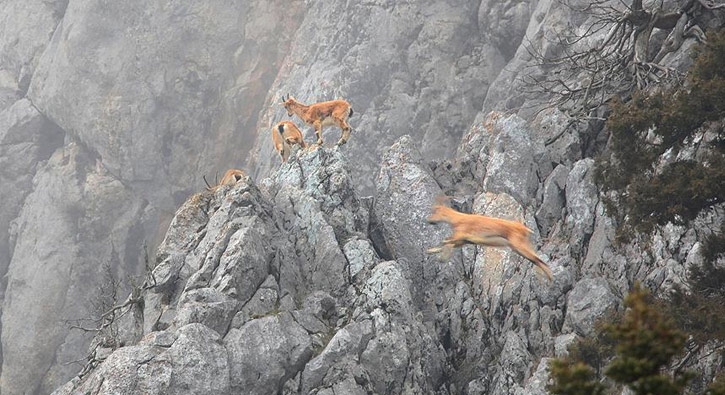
[426,247,443,254]
[336,140,347,146]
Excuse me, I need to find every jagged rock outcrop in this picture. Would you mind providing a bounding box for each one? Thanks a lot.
[55,118,572,395]
[0,0,548,389]
[53,144,451,394]
[52,111,725,395]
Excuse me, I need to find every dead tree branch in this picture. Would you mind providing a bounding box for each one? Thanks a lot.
[519,0,712,136]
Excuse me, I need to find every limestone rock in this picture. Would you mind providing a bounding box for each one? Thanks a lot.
[2,142,149,395]
[563,278,617,337]
[249,0,508,194]
[0,99,63,289]
[565,158,598,256]
[226,313,312,394]
[28,0,306,209]
[536,164,569,237]
[51,324,231,395]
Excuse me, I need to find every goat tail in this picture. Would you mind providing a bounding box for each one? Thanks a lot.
[534,258,554,282]
[349,107,354,118]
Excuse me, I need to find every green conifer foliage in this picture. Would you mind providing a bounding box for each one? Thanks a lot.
[708,372,725,395]
[548,360,606,395]
[549,285,693,395]
[595,29,725,238]
[604,284,692,395]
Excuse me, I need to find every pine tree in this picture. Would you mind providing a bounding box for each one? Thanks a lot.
[548,359,605,395]
[604,284,691,395]
[548,284,693,395]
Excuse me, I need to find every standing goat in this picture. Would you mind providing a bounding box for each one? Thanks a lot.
[204,169,247,191]
[426,200,553,281]
[272,121,307,162]
[281,94,353,146]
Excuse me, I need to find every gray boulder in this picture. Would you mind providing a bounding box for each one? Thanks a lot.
[563,277,617,337]
[226,313,312,395]
[481,113,551,207]
[565,158,598,256]
[536,164,569,237]
[373,135,449,312]
[52,324,231,395]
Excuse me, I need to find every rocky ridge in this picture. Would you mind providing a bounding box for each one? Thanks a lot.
[53,110,723,394]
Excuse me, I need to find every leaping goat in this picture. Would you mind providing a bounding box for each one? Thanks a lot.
[426,199,553,281]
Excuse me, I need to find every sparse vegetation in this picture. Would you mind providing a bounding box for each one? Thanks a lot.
[660,256,725,347]
[549,284,694,395]
[548,359,606,395]
[595,29,725,238]
[66,244,157,378]
[523,0,709,124]
[566,311,619,375]
[701,221,725,264]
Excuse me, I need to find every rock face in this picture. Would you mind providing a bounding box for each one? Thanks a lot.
[48,114,716,394]
[3,142,150,395]
[1,0,306,391]
[1,0,723,394]
[247,0,516,193]
[52,145,450,394]
[51,128,724,394]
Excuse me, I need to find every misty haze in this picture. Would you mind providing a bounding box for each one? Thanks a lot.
[1,0,724,394]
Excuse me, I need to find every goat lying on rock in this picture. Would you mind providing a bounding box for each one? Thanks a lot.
[204,169,247,191]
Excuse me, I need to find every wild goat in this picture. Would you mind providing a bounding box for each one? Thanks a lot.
[204,169,247,191]
[426,200,553,281]
[272,121,307,162]
[281,94,353,146]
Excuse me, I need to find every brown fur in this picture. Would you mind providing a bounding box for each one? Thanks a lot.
[204,169,246,191]
[272,121,307,162]
[281,95,353,146]
[426,203,553,281]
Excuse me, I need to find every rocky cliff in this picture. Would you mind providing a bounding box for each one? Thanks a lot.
[1,0,723,393]
[52,111,724,394]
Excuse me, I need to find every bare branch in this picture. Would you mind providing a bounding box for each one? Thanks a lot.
[697,0,725,10]
[519,0,698,123]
